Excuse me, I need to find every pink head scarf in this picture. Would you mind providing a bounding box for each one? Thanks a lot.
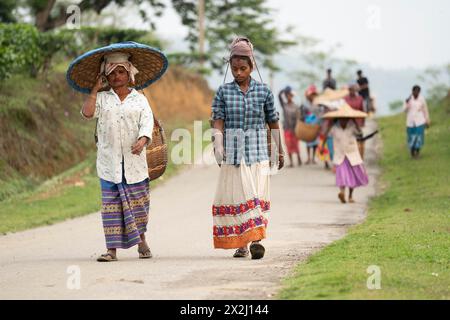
[305,84,318,98]
[100,52,139,84]
[229,36,255,68]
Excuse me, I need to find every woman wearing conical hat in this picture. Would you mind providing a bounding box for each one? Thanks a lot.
[321,104,369,203]
[67,43,168,262]
[211,37,284,259]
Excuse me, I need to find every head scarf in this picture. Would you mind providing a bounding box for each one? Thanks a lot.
[100,52,139,84]
[305,84,318,97]
[229,36,255,68]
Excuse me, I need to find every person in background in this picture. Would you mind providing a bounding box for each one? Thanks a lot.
[278,86,302,167]
[344,83,366,159]
[300,85,320,164]
[403,85,431,159]
[322,110,369,204]
[356,70,371,113]
[322,68,337,91]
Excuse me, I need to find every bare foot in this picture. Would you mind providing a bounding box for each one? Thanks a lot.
[348,198,355,203]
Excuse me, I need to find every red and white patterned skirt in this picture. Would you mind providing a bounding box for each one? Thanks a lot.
[212,160,271,249]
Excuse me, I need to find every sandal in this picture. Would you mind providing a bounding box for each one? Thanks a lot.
[138,249,152,259]
[233,248,249,258]
[138,243,153,259]
[97,252,117,262]
[250,241,265,260]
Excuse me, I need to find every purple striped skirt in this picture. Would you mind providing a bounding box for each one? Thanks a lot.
[335,157,369,188]
[100,178,150,249]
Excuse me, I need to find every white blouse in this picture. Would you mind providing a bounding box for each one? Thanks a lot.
[330,121,363,166]
[81,88,154,184]
[403,95,430,127]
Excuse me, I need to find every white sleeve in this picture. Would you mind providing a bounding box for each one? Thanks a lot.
[80,92,101,120]
[138,96,154,146]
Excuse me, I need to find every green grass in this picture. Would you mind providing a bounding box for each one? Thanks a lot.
[0,120,212,234]
[278,98,450,300]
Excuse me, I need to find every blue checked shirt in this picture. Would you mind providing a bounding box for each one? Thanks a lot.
[212,78,279,166]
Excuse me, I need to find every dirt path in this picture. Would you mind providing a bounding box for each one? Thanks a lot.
[0,120,380,300]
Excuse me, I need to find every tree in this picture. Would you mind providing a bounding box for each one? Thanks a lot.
[20,0,165,31]
[389,100,403,113]
[171,0,296,74]
[289,39,358,92]
[0,0,18,23]
[417,65,450,101]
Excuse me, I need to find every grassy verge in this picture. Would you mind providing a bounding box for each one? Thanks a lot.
[0,120,212,234]
[278,98,450,299]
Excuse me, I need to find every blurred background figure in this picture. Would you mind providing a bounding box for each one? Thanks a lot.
[356,70,371,113]
[403,85,431,159]
[301,85,320,164]
[344,83,366,159]
[278,86,302,167]
[322,68,337,90]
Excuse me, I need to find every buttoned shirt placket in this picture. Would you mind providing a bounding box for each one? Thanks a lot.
[112,90,129,182]
[234,80,255,166]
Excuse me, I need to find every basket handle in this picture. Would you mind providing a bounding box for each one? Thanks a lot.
[140,89,166,145]
[153,117,166,145]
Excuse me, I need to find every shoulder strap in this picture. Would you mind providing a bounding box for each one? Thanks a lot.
[223,53,264,84]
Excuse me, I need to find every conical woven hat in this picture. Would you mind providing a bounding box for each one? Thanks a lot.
[322,103,368,119]
[313,88,349,105]
[66,41,168,94]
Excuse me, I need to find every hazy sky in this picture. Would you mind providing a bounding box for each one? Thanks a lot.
[138,0,450,70]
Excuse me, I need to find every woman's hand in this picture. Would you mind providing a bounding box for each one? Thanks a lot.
[82,75,104,118]
[92,74,105,93]
[131,137,149,155]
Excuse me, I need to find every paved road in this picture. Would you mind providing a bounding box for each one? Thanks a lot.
[0,120,380,299]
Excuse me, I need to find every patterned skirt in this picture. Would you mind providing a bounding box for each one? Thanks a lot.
[100,178,150,249]
[212,160,270,249]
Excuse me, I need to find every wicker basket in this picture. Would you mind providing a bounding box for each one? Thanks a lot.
[295,121,321,142]
[146,117,168,181]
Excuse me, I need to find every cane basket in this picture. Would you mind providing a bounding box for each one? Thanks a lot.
[295,120,321,142]
[146,118,168,180]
